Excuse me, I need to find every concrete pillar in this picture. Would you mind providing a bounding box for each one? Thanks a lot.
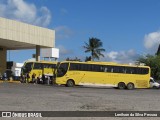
[36,45,40,61]
[0,47,6,74]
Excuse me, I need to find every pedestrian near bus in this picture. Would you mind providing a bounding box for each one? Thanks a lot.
[3,72,7,80]
[32,73,36,83]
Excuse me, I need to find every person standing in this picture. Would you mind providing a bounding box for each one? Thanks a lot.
[32,73,36,83]
[3,72,7,80]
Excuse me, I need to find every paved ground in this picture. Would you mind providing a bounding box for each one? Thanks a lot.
[0,82,160,120]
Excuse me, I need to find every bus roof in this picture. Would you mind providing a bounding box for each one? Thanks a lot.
[25,61,57,64]
[60,61,150,68]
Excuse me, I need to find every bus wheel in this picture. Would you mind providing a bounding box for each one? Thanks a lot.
[153,86,158,89]
[127,83,134,90]
[118,82,126,89]
[66,80,75,87]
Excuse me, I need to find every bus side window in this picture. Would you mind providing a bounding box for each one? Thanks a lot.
[45,64,50,68]
[100,66,104,72]
[136,68,149,75]
[48,65,52,68]
[132,68,137,74]
[136,68,141,74]
[113,66,125,73]
[142,68,149,74]
[104,67,108,72]
[106,66,113,72]
[43,64,46,68]
[70,63,80,71]
[92,65,100,72]
[126,67,132,74]
[87,64,92,71]
[125,67,138,74]
[82,64,88,71]
[52,64,56,69]
[33,63,42,69]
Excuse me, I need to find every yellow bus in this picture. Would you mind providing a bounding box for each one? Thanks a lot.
[55,61,151,89]
[21,61,57,83]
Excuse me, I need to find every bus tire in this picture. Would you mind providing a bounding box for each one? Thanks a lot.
[66,80,75,87]
[153,86,159,89]
[118,82,126,89]
[127,83,134,90]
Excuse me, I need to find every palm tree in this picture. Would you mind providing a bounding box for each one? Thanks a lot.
[83,37,105,61]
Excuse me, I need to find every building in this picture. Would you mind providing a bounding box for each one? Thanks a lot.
[41,48,59,61]
[0,17,55,74]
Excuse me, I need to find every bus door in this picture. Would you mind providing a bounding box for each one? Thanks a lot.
[70,71,86,85]
[78,71,104,85]
[56,63,69,82]
[30,63,43,79]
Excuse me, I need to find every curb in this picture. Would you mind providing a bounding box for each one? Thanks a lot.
[0,80,20,83]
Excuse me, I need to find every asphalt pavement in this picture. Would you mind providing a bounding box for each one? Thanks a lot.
[0,82,160,120]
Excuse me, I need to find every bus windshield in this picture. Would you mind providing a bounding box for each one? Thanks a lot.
[22,62,33,74]
[57,63,69,77]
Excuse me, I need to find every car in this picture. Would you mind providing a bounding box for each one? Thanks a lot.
[150,77,160,89]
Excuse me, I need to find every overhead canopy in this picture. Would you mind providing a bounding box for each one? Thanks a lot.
[0,39,37,49]
[0,17,55,50]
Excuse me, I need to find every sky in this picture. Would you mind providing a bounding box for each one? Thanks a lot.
[1,0,160,63]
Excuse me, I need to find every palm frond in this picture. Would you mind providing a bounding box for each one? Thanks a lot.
[83,37,106,60]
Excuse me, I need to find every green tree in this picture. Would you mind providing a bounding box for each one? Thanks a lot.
[156,44,160,55]
[66,57,81,61]
[83,37,105,61]
[137,54,160,79]
[85,56,91,62]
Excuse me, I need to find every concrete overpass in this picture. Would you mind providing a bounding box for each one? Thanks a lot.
[0,17,55,73]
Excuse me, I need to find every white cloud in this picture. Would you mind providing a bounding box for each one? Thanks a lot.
[55,26,73,40]
[106,51,118,60]
[34,6,51,27]
[57,45,73,55]
[144,31,160,53]
[0,0,51,27]
[102,49,140,63]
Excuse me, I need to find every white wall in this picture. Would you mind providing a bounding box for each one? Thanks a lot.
[41,48,59,58]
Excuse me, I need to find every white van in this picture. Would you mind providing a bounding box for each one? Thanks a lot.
[150,77,160,89]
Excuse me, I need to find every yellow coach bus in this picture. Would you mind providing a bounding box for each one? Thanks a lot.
[55,61,151,89]
[21,61,57,82]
